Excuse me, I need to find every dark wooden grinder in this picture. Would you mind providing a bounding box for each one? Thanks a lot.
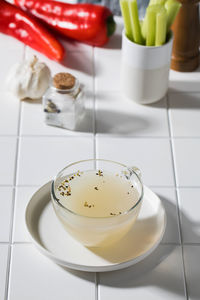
[171,0,200,72]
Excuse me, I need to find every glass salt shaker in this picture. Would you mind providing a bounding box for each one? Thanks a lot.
[43,72,84,130]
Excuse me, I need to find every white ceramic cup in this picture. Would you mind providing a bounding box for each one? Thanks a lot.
[121,30,173,105]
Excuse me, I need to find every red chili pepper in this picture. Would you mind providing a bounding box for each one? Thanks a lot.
[14,0,116,46]
[0,0,64,61]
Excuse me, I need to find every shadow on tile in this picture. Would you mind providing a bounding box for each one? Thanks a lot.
[61,52,93,76]
[102,33,122,50]
[169,93,200,110]
[170,64,200,93]
[96,109,150,134]
[157,194,180,244]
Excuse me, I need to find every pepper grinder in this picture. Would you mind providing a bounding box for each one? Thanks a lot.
[171,0,200,72]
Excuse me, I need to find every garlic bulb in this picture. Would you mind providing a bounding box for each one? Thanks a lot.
[6,56,51,100]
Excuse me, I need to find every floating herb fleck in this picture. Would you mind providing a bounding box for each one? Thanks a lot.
[96,170,103,176]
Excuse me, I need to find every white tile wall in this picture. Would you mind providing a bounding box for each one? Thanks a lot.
[0,245,9,300]
[0,93,20,136]
[183,245,200,300]
[0,137,17,185]
[12,187,39,243]
[8,244,95,300]
[169,68,200,92]
[173,139,200,187]
[0,187,13,242]
[17,136,94,186]
[169,92,200,137]
[96,136,174,186]
[99,246,186,300]
[1,17,200,300]
[152,188,180,244]
[96,92,169,136]
[178,188,200,244]
[0,34,24,92]
[94,49,121,92]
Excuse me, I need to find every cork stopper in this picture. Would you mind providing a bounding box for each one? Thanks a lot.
[53,72,76,90]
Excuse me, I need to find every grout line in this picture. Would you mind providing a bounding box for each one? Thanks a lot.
[12,241,32,245]
[160,242,181,245]
[93,47,96,160]
[4,77,23,300]
[1,241,199,246]
[168,90,200,95]
[93,135,200,139]
[15,134,94,138]
[93,47,97,171]
[4,245,12,300]
[95,273,99,300]
[93,48,98,300]
[2,134,200,139]
[166,94,189,300]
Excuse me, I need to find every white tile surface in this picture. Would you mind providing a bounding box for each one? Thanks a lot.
[59,36,93,53]
[99,245,185,300]
[20,91,94,136]
[0,34,24,91]
[169,68,200,92]
[17,136,94,185]
[152,188,180,244]
[173,139,200,187]
[1,16,200,300]
[25,47,93,91]
[169,93,200,137]
[8,244,95,300]
[0,187,13,242]
[96,92,169,136]
[0,137,17,185]
[178,188,200,244]
[96,136,174,186]
[94,49,121,92]
[0,92,20,135]
[0,244,9,300]
[184,245,200,300]
[12,187,39,242]
[94,18,123,92]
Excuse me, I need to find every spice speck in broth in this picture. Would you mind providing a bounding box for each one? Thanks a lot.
[96,170,103,176]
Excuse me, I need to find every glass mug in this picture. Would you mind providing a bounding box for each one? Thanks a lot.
[51,159,143,247]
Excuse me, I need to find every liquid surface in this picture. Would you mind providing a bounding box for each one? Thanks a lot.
[55,170,139,217]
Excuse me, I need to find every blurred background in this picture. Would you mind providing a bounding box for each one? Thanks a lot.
[66,0,149,17]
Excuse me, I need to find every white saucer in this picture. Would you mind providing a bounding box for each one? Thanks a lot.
[25,182,166,272]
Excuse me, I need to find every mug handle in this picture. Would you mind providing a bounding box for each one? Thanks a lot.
[128,166,142,179]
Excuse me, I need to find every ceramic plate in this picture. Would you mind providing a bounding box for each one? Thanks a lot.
[25,182,166,272]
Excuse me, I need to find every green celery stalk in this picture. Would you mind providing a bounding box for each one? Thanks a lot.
[149,0,166,5]
[120,0,133,41]
[142,0,166,40]
[129,0,144,44]
[146,6,157,46]
[141,17,147,39]
[155,7,167,46]
[165,0,181,31]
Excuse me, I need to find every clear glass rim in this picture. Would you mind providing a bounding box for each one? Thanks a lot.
[51,159,144,219]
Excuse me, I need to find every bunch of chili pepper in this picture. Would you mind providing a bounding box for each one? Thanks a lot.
[0,0,116,61]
